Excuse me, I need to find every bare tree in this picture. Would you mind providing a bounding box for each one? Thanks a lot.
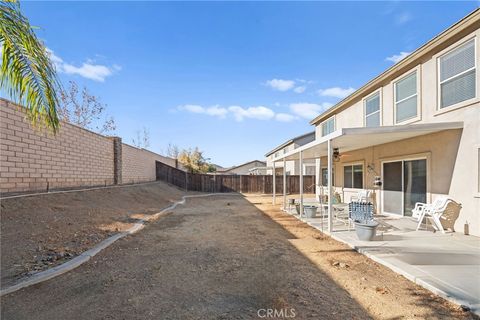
[166,143,180,159]
[132,127,150,149]
[59,81,116,134]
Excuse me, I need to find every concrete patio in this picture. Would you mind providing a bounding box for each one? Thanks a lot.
[284,203,480,315]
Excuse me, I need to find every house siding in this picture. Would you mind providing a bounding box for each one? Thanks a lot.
[312,27,480,236]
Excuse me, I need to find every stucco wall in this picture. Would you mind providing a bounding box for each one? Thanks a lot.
[317,128,480,236]
[312,28,480,236]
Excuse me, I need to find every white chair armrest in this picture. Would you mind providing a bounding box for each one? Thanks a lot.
[412,202,427,219]
[413,202,427,210]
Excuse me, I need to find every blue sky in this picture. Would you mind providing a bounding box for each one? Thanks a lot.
[19,1,479,167]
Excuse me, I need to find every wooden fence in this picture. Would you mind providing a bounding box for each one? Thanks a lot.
[155,161,315,194]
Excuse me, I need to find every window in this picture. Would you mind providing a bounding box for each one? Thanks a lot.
[343,164,363,189]
[364,92,380,127]
[321,117,335,136]
[439,39,476,109]
[477,147,480,194]
[321,167,334,187]
[304,165,316,176]
[395,72,418,123]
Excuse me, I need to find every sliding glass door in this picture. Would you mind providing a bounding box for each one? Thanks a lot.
[382,159,427,216]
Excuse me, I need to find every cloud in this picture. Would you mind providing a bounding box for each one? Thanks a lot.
[318,87,355,99]
[178,104,228,118]
[228,106,275,121]
[395,12,412,25]
[293,86,306,93]
[275,113,298,122]
[178,103,299,122]
[289,102,333,119]
[264,78,311,93]
[385,51,411,64]
[264,79,296,91]
[47,48,120,82]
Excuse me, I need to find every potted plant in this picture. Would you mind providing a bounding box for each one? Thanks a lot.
[350,202,378,241]
[303,205,317,218]
[354,219,379,241]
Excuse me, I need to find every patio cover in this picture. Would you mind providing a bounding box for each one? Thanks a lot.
[273,122,464,162]
[272,121,463,234]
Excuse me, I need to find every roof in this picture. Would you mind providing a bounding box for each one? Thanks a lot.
[218,160,266,172]
[274,122,464,161]
[310,8,480,126]
[264,131,315,157]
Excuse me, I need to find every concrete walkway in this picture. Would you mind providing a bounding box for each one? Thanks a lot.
[291,210,480,315]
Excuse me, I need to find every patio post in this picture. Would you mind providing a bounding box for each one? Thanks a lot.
[299,150,304,218]
[283,158,287,210]
[327,139,333,232]
[272,161,276,205]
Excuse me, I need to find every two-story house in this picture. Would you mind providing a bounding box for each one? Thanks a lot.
[265,131,316,175]
[271,9,480,236]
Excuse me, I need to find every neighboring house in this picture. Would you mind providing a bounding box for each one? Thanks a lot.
[271,9,480,236]
[217,160,266,175]
[265,131,316,175]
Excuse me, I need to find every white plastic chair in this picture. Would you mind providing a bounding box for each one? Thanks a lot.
[351,190,372,203]
[413,196,451,233]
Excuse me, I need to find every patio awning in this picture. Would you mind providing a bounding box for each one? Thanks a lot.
[273,122,463,161]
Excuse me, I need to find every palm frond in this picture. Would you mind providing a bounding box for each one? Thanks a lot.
[0,1,61,132]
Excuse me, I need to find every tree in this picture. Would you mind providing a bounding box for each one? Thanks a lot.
[166,143,180,159]
[0,1,61,132]
[207,164,217,173]
[178,147,212,174]
[59,81,116,134]
[132,127,150,149]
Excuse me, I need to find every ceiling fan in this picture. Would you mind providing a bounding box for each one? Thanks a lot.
[333,148,352,162]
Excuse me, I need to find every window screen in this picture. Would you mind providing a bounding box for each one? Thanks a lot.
[321,118,335,136]
[365,92,380,127]
[343,165,363,189]
[395,72,417,123]
[321,168,334,187]
[440,39,476,108]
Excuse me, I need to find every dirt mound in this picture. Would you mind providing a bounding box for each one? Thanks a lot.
[0,182,186,288]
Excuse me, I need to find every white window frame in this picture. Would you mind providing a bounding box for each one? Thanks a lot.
[320,166,335,187]
[363,89,382,127]
[342,162,364,190]
[320,115,336,137]
[393,67,422,125]
[436,36,479,114]
[476,144,480,198]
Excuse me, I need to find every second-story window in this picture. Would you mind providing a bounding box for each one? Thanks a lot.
[395,71,418,123]
[364,92,380,127]
[321,117,335,136]
[439,38,476,109]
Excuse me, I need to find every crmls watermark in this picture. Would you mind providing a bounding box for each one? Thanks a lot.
[257,308,296,318]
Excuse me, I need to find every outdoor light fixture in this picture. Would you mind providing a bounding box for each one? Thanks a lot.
[333,148,341,162]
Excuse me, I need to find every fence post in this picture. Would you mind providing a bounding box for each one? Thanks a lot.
[185,172,188,192]
[263,175,266,194]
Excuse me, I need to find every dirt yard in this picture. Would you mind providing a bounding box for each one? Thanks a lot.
[1,190,477,319]
[0,182,186,287]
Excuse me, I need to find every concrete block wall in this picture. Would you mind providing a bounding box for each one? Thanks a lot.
[0,99,176,194]
[121,143,176,184]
